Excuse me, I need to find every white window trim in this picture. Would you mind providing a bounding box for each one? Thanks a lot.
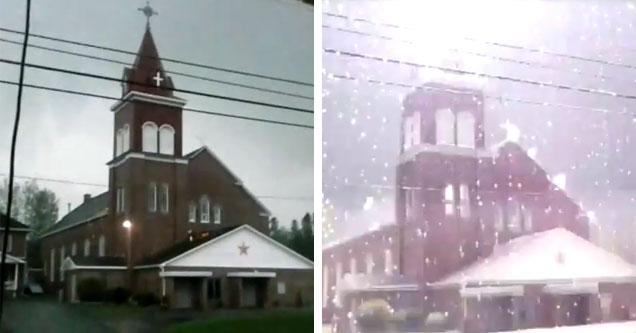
[213,204,222,224]
[98,235,106,257]
[366,253,373,275]
[277,281,286,295]
[350,257,357,275]
[84,239,90,257]
[116,129,123,156]
[444,184,455,216]
[159,124,175,155]
[188,203,196,223]
[384,249,393,275]
[142,121,158,153]
[149,183,157,212]
[457,111,476,148]
[160,183,170,213]
[459,184,471,218]
[122,124,130,152]
[71,242,77,256]
[200,197,210,223]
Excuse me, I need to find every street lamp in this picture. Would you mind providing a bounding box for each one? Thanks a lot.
[122,220,132,289]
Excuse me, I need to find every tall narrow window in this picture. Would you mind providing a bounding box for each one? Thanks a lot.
[60,246,65,281]
[115,129,123,156]
[457,112,476,148]
[160,183,169,213]
[508,198,522,232]
[350,257,357,275]
[148,183,157,212]
[50,249,55,282]
[523,206,533,231]
[403,112,421,150]
[444,184,455,216]
[116,187,125,213]
[122,124,130,152]
[200,197,210,223]
[384,249,393,275]
[459,184,470,218]
[405,189,417,221]
[142,122,158,153]
[365,253,373,275]
[335,262,343,281]
[7,235,12,252]
[84,239,90,257]
[71,242,77,256]
[494,204,504,231]
[436,108,455,145]
[98,235,106,257]
[213,204,222,224]
[188,203,196,223]
[159,125,175,155]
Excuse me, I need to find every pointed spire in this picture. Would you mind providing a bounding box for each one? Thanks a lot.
[122,26,174,97]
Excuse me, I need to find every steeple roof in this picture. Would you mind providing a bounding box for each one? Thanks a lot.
[122,27,175,97]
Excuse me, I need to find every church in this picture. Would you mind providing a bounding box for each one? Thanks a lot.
[38,20,313,309]
[323,81,636,332]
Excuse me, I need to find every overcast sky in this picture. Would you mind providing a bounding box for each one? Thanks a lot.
[323,0,636,245]
[0,0,313,226]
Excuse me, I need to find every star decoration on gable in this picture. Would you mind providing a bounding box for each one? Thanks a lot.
[238,242,249,256]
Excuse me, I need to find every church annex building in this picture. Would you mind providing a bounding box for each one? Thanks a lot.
[38,26,313,309]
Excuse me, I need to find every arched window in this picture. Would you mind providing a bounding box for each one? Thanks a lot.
[159,125,175,155]
[457,112,476,148]
[200,196,210,223]
[98,235,106,257]
[84,238,90,257]
[436,108,455,145]
[444,184,455,216]
[122,124,130,152]
[142,122,158,153]
[115,129,123,156]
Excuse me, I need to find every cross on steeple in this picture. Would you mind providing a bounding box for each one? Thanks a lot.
[153,71,163,87]
[138,1,158,28]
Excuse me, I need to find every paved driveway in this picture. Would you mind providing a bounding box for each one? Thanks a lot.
[1,298,155,333]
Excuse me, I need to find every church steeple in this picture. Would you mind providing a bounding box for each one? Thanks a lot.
[121,26,175,98]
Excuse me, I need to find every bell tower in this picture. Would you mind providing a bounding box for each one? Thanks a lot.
[106,11,188,264]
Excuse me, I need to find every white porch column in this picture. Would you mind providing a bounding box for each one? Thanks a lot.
[13,263,18,298]
[162,277,166,296]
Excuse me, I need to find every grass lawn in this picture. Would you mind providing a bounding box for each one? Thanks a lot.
[167,309,313,333]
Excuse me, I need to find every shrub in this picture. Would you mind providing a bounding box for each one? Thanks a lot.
[132,291,159,307]
[105,287,131,305]
[77,277,105,302]
[356,299,392,333]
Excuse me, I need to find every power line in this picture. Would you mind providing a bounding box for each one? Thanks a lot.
[322,24,634,87]
[0,173,313,201]
[324,72,623,117]
[0,79,313,129]
[323,11,636,72]
[0,0,30,322]
[323,47,636,103]
[0,26,313,87]
[0,37,313,100]
[0,58,313,114]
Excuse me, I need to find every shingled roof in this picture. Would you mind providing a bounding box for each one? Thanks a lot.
[0,214,30,231]
[40,192,109,238]
[137,225,239,266]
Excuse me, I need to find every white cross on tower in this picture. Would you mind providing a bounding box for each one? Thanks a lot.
[153,71,164,87]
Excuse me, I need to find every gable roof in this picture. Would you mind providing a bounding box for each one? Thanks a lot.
[0,214,30,231]
[432,228,636,288]
[164,224,313,269]
[184,146,271,215]
[137,226,239,266]
[40,192,109,238]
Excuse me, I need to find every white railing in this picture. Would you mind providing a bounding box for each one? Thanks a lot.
[4,280,16,291]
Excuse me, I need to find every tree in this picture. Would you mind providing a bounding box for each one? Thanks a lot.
[269,217,288,245]
[0,178,24,220]
[22,181,58,237]
[290,219,301,252]
[300,213,314,260]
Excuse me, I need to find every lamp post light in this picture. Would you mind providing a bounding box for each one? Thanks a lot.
[122,220,132,289]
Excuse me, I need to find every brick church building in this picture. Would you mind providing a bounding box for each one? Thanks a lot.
[39,25,313,309]
[323,83,636,332]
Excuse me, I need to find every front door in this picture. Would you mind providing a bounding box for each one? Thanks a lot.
[174,278,195,309]
[242,279,257,307]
